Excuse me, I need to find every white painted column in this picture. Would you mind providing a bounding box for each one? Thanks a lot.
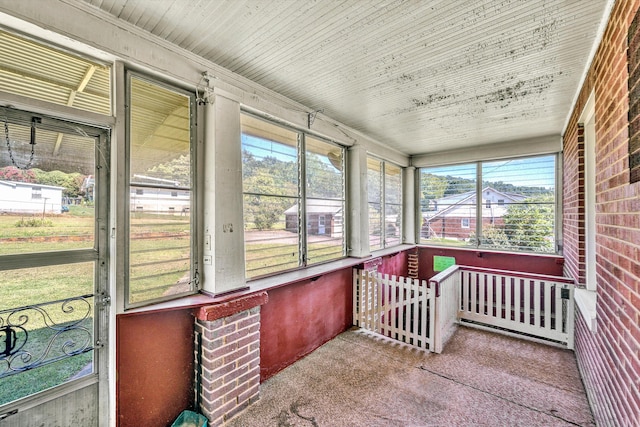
[403,166,416,244]
[348,144,370,257]
[202,94,246,295]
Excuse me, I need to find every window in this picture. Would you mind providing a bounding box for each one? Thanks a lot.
[241,113,346,278]
[31,186,42,199]
[420,155,557,253]
[125,74,197,308]
[367,157,403,250]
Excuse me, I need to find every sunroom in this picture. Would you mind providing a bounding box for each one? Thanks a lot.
[0,1,638,426]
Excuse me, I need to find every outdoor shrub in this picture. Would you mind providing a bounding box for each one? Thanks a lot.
[15,218,54,227]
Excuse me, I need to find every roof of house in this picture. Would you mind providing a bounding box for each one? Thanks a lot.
[0,179,65,191]
[424,187,526,221]
[284,199,343,215]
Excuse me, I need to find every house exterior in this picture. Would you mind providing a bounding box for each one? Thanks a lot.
[129,186,190,215]
[422,187,526,239]
[0,179,64,214]
[284,199,343,237]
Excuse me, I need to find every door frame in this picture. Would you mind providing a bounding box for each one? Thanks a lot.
[0,98,113,426]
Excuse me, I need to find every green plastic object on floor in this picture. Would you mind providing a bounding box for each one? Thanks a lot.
[171,410,208,427]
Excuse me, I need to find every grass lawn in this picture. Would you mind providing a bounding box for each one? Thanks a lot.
[0,263,95,406]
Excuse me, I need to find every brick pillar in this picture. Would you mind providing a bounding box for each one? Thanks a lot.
[194,292,268,426]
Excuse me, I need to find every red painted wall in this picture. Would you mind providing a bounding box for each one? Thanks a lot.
[114,249,414,422]
[418,246,564,280]
[259,268,353,381]
[563,1,640,425]
[360,250,409,277]
[116,310,195,427]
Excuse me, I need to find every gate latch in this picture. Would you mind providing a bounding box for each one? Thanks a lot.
[561,287,570,300]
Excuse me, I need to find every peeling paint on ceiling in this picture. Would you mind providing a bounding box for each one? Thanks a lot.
[81,0,609,155]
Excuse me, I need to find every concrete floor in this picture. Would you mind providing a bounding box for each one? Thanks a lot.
[228,326,594,427]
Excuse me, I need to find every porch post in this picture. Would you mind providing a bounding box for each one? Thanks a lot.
[403,166,416,244]
[347,144,370,257]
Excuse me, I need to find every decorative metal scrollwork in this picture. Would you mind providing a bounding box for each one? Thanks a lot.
[0,294,94,379]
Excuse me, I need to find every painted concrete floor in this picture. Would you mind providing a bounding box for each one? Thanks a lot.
[228,326,594,427]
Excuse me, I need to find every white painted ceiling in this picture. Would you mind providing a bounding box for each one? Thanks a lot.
[79,0,610,156]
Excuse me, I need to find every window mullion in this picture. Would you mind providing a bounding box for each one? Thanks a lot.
[381,162,386,248]
[299,133,307,266]
[476,162,483,248]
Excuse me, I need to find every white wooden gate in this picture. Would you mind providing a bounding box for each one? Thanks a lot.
[430,266,575,349]
[353,270,435,351]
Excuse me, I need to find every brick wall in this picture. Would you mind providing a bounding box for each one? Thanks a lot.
[563,1,640,425]
[195,292,268,426]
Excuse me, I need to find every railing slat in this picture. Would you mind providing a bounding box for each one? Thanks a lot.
[543,281,552,331]
[533,280,541,328]
[496,275,503,319]
[389,274,396,339]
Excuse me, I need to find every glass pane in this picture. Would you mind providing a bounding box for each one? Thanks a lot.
[367,158,383,250]
[306,199,345,265]
[0,262,94,405]
[0,30,111,115]
[241,115,299,197]
[241,114,301,278]
[420,163,477,246]
[244,195,300,278]
[480,156,556,252]
[0,122,96,255]
[384,163,402,247]
[305,137,345,264]
[305,136,343,199]
[128,77,193,305]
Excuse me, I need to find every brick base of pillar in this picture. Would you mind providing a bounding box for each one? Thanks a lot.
[194,292,268,426]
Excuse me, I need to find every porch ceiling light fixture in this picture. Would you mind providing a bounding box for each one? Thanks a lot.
[4,116,41,170]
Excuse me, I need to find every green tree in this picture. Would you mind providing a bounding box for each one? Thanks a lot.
[420,173,448,211]
[31,169,84,198]
[306,153,342,199]
[502,194,554,252]
[146,154,190,186]
[472,225,512,249]
[243,174,294,230]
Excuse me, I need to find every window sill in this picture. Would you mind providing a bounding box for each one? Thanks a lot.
[121,260,366,317]
[121,246,417,316]
[574,288,597,332]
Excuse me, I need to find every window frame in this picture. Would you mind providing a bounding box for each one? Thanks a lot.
[123,71,198,309]
[419,153,559,254]
[240,111,347,279]
[367,156,403,251]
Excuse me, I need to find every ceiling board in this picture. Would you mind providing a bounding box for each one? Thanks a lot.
[76,1,611,155]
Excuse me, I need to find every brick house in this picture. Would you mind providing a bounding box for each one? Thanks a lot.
[284,199,343,237]
[422,187,526,240]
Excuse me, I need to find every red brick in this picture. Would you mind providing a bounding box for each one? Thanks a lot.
[196,291,268,321]
[223,364,249,385]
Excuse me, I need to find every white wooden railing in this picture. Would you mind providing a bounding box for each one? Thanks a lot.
[430,265,575,349]
[353,269,435,351]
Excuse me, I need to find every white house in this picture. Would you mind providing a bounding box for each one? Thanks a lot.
[0,180,64,214]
